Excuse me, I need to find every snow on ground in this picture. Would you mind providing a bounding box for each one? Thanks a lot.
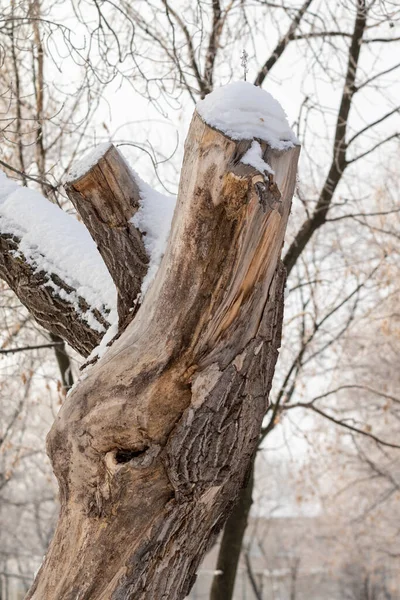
[241,140,275,175]
[196,80,298,150]
[130,170,176,297]
[0,170,117,332]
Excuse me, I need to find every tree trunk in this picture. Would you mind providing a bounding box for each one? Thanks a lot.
[26,111,299,600]
[210,463,254,600]
[65,145,148,328]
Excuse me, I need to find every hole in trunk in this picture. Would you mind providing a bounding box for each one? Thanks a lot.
[115,447,148,463]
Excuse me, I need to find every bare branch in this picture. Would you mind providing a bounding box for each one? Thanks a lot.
[356,61,400,91]
[0,158,57,191]
[283,403,400,450]
[327,207,400,222]
[0,342,63,354]
[254,0,313,87]
[347,132,400,163]
[284,0,368,276]
[347,106,400,145]
[160,0,207,96]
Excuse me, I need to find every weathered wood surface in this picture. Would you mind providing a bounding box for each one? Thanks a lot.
[27,112,299,600]
[65,145,148,328]
[0,233,106,356]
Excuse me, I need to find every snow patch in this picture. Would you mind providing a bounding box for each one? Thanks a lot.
[241,141,275,175]
[65,142,112,182]
[85,319,119,365]
[196,81,298,150]
[130,171,176,297]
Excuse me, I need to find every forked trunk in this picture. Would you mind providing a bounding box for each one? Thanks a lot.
[26,111,299,600]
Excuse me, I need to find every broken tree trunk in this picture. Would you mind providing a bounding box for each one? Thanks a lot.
[65,145,148,329]
[0,147,151,357]
[26,110,299,600]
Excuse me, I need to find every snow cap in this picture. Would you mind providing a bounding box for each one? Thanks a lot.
[65,142,112,183]
[196,81,298,151]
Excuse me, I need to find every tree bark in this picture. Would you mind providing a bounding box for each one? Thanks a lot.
[26,112,299,600]
[0,232,106,356]
[65,145,148,328]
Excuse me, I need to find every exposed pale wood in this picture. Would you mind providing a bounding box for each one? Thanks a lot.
[65,145,149,327]
[27,112,299,600]
[0,233,105,356]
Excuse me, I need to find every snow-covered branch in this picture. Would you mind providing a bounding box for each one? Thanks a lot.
[0,145,176,359]
[0,170,117,356]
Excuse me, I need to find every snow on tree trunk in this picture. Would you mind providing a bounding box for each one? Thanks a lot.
[16,82,300,600]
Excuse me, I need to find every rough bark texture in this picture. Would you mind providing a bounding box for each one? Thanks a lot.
[0,233,105,356]
[26,112,299,600]
[65,145,148,328]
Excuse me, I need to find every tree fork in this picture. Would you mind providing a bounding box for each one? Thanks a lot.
[26,112,299,600]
